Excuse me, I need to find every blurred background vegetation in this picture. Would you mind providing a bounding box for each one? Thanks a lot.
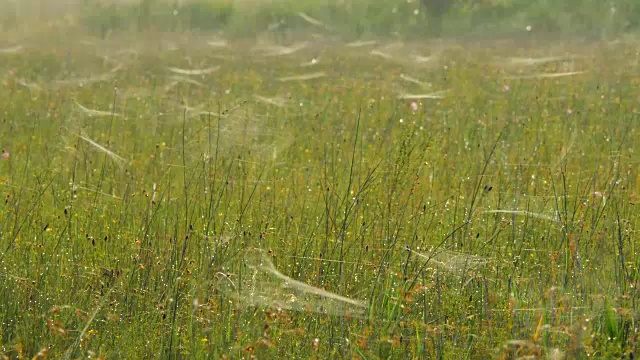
[0,0,638,40]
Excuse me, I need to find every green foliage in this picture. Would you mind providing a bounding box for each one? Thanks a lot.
[82,0,235,35]
[73,0,640,38]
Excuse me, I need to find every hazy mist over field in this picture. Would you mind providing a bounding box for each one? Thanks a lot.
[1,0,637,40]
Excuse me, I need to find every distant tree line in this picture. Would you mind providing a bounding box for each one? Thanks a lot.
[72,0,640,38]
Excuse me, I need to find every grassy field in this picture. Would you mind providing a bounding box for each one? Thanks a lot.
[0,27,639,359]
